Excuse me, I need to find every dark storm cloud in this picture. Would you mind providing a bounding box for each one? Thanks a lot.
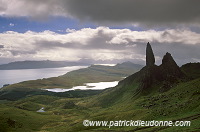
[1,0,200,26]
[0,45,4,48]
[62,0,200,26]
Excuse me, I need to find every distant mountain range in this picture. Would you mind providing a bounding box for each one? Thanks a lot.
[0,60,90,70]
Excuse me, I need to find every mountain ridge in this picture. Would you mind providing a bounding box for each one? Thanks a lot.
[0,60,90,70]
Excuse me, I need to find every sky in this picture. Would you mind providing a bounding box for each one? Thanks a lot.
[0,0,200,65]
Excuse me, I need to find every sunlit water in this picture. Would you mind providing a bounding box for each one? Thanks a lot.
[45,81,119,92]
[93,64,116,66]
[37,107,45,112]
[0,66,87,88]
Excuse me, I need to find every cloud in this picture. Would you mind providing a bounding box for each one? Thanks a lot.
[9,23,14,27]
[0,45,4,48]
[0,27,199,65]
[0,0,66,20]
[0,0,7,11]
[62,0,200,26]
[0,0,200,26]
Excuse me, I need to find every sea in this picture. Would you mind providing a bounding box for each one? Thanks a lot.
[0,66,87,88]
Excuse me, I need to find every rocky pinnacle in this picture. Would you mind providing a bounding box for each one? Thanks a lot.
[146,42,155,66]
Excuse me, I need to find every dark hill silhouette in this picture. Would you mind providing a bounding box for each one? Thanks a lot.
[181,62,200,79]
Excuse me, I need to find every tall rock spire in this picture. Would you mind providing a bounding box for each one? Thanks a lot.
[146,42,155,66]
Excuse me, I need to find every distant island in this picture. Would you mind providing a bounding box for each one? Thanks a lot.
[0,60,90,70]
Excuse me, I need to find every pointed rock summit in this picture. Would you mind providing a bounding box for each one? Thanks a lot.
[162,52,178,66]
[146,42,155,66]
[160,52,183,79]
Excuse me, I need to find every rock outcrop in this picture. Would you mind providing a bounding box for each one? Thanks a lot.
[160,52,183,80]
[120,42,185,95]
[146,42,155,67]
[140,42,184,94]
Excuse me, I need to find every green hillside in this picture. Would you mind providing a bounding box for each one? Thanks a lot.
[0,65,199,132]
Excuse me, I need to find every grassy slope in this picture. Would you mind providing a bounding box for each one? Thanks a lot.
[0,78,199,132]
[0,63,199,131]
[2,62,142,90]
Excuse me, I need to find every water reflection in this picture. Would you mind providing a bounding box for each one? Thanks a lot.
[45,81,119,92]
[0,66,87,87]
